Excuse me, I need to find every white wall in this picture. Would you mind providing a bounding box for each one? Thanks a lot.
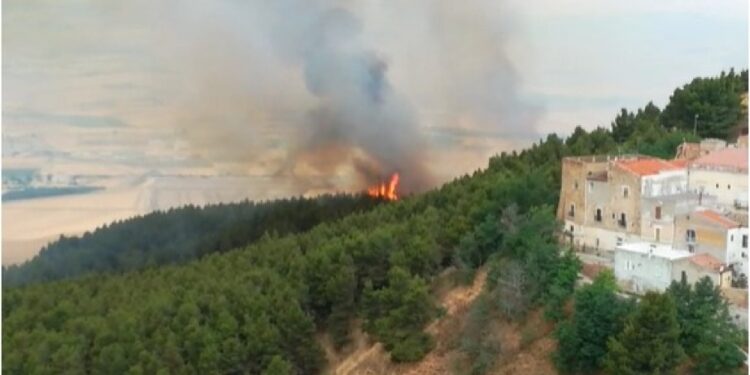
[641,170,688,198]
[689,169,748,208]
[671,259,724,288]
[566,220,640,253]
[729,305,748,329]
[726,227,749,278]
[614,249,675,293]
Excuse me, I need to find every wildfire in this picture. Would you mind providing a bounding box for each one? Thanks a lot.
[367,173,400,201]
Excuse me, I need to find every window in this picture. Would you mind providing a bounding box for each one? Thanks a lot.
[716,183,719,189]
[595,208,602,222]
[570,225,574,233]
[618,213,627,228]
[731,235,734,242]
[728,184,731,190]
[655,227,661,242]
[616,237,623,246]
[574,181,579,190]
[655,206,662,220]
[743,235,748,249]
[681,271,687,284]
[568,204,575,218]
[623,186,629,198]
[626,260,635,270]
[686,229,696,243]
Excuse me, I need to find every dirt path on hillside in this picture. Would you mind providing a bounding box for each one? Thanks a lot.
[331,269,488,375]
[401,270,488,375]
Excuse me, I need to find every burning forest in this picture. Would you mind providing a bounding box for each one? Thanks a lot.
[95,0,538,198]
[366,173,400,201]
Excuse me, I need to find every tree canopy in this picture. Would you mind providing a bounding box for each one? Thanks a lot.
[3,69,747,374]
[661,69,748,139]
[604,292,684,375]
[3,194,384,286]
[554,271,634,374]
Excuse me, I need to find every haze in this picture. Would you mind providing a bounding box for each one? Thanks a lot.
[3,0,748,264]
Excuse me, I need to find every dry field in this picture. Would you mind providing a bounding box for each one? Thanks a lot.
[2,175,299,265]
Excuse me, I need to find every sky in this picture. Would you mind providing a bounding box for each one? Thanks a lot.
[3,0,748,189]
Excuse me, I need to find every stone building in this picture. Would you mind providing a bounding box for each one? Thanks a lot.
[674,138,729,160]
[614,242,731,294]
[674,209,749,279]
[558,155,689,254]
[673,253,732,289]
[688,147,748,209]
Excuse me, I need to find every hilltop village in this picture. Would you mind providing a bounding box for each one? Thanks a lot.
[558,137,748,324]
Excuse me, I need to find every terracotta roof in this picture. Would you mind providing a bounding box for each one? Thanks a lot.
[695,209,740,229]
[615,158,685,176]
[688,253,725,273]
[691,147,748,172]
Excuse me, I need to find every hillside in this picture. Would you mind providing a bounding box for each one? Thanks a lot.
[3,70,748,374]
[3,194,384,286]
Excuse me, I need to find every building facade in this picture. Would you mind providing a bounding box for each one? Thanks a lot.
[670,208,750,283]
[614,242,692,293]
[688,147,748,209]
[558,155,689,254]
[615,242,730,293]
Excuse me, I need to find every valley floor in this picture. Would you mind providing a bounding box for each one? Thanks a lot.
[2,175,299,265]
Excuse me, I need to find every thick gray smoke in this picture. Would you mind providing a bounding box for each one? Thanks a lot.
[68,0,539,194]
[263,3,432,192]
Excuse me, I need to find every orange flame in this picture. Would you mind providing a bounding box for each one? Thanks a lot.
[367,173,400,201]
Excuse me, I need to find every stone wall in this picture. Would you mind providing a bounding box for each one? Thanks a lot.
[607,164,642,235]
[557,156,608,225]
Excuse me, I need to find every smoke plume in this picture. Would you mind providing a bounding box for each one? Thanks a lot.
[263,3,432,192]
[63,0,540,194]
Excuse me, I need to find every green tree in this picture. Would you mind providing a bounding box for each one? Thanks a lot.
[662,69,746,138]
[363,267,436,362]
[261,355,294,375]
[667,277,745,374]
[611,109,636,143]
[544,250,581,321]
[605,292,684,375]
[554,270,632,374]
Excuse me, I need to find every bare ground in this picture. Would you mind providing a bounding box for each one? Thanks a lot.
[324,269,561,375]
[326,269,487,375]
